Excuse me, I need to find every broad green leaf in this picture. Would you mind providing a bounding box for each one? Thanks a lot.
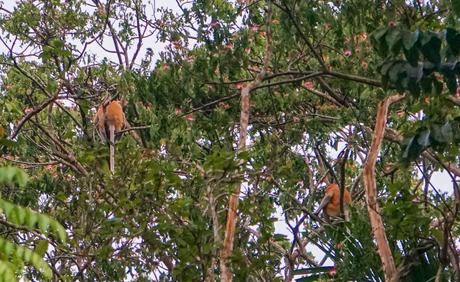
[388,62,404,83]
[402,30,419,50]
[420,32,442,64]
[385,28,401,53]
[373,27,388,41]
[444,74,457,93]
[417,129,430,147]
[445,28,460,55]
[380,60,397,76]
[430,124,445,144]
[441,122,453,142]
[404,47,419,66]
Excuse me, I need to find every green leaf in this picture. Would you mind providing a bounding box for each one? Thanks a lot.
[404,47,419,66]
[49,38,64,49]
[37,215,50,234]
[445,28,460,55]
[380,60,397,76]
[0,261,16,282]
[51,222,67,243]
[3,167,16,182]
[451,0,460,17]
[402,136,423,162]
[441,122,453,142]
[407,63,423,82]
[444,75,457,93]
[417,129,430,147]
[13,206,26,225]
[0,139,17,147]
[34,240,48,257]
[430,124,445,144]
[385,28,401,53]
[420,32,442,64]
[0,200,14,219]
[402,30,419,50]
[25,211,38,230]
[0,166,28,187]
[0,236,52,279]
[388,62,403,82]
[372,27,390,55]
[46,80,58,93]
[373,27,388,41]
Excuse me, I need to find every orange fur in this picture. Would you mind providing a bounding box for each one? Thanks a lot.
[104,101,125,132]
[93,106,107,141]
[324,183,352,217]
[93,100,126,173]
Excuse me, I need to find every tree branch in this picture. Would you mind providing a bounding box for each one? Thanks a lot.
[220,2,273,281]
[362,94,405,282]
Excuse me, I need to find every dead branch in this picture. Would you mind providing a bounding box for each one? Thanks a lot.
[362,94,405,282]
[219,2,273,281]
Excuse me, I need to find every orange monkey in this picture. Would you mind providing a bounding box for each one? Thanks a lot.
[93,100,126,173]
[314,183,352,220]
[93,106,107,141]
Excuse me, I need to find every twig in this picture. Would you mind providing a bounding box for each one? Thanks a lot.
[118,125,151,134]
[0,156,59,167]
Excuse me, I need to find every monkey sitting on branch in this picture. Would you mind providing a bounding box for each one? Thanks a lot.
[93,99,126,173]
[314,183,352,222]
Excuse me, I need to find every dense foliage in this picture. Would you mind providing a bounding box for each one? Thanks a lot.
[0,0,459,281]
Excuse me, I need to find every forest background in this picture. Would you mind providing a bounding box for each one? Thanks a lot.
[0,0,460,281]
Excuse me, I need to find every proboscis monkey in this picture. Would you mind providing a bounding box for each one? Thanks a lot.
[314,183,352,221]
[93,106,107,141]
[93,100,126,173]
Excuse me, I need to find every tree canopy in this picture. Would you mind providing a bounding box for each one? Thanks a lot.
[0,0,459,281]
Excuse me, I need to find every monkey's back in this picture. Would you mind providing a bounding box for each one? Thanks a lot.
[325,183,351,217]
[105,101,125,131]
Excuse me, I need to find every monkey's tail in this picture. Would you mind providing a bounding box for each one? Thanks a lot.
[109,124,115,173]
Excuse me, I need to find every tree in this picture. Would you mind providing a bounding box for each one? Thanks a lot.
[0,166,66,281]
[0,0,459,281]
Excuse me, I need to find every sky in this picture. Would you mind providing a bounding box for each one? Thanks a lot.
[0,0,179,68]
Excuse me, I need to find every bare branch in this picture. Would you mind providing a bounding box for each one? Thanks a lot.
[220,2,273,280]
[362,94,405,282]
